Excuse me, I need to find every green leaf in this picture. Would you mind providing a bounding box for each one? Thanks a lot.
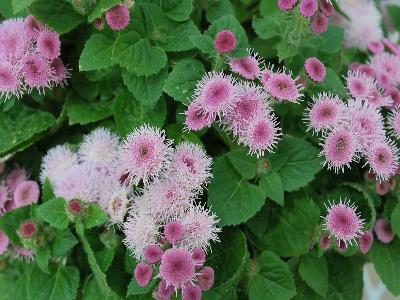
[42,178,55,203]
[12,0,34,13]
[36,246,51,274]
[114,90,166,137]
[226,149,257,180]
[36,197,69,230]
[259,196,320,257]
[156,21,200,52]
[79,34,114,71]
[259,172,284,206]
[95,248,116,272]
[0,103,56,156]
[387,5,400,31]
[206,0,235,23]
[249,251,296,300]
[82,277,120,300]
[298,252,328,297]
[0,206,31,245]
[0,0,14,18]
[189,34,215,54]
[131,2,165,38]
[51,229,78,257]
[30,0,85,34]
[391,203,400,237]
[127,276,156,296]
[208,155,265,226]
[318,68,347,98]
[161,0,193,22]
[83,204,108,229]
[318,26,344,53]
[371,240,400,296]
[260,0,280,16]
[276,41,298,62]
[87,0,120,22]
[122,68,168,107]
[252,15,284,40]
[164,58,205,103]
[112,31,142,69]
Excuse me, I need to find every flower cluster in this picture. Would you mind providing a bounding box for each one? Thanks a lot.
[278,0,334,34]
[364,170,397,196]
[0,15,69,99]
[93,4,131,31]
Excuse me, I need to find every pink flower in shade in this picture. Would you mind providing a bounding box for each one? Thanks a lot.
[263,69,303,102]
[182,284,201,300]
[0,231,9,254]
[159,248,196,289]
[13,245,34,260]
[105,4,130,31]
[304,57,326,82]
[198,267,214,291]
[154,280,174,300]
[4,199,16,212]
[375,182,389,196]
[321,127,358,173]
[323,199,364,245]
[369,53,400,85]
[193,72,239,118]
[259,68,273,87]
[382,38,400,56]
[374,71,391,90]
[356,64,375,78]
[311,13,328,34]
[22,54,52,90]
[24,15,44,38]
[374,219,394,244]
[134,262,153,287]
[367,41,384,54]
[336,239,347,252]
[239,110,281,157]
[385,86,400,108]
[305,93,344,133]
[20,220,37,238]
[364,171,376,182]
[5,168,26,191]
[319,0,334,17]
[184,102,215,132]
[37,30,61,59]
[118,124,172,186]
[0,185,9,213]
[164,221,185,245]
[366,141,399,182]
[278,0,297,11]
[50,58,70,85]
[345,71,377,99]
[14,180,40,208]
[0,62,21,99]
[358,230,373,254]
[213,30,237,54]
[192,248,206,266]
[144,245,164,264]
[299,0,318,17]
[320,235,331,249]
[367,89,392,108]
[229,50,262,80]
[388,109,400,139]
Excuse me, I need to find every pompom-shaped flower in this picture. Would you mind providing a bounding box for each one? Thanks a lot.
[105,4,130,31]
[182,284,202,300]
[319,0,334,17]
[374,219,394,244]
[367,41,384,54]
[6,168,26,191]
[366,141,399,182]
[0,19,29,60]
[159,248,196,289]
[358,230,373,254]
[388,109,400,139]
[304,57,326,82]
[24,15,43,38]
[184,102,215,132]
[369,53,400,85]
[192,248,206,266]
[19,220,37,239]
[0,230,9,254]
[229,50,262,80]
[164,221,185,245]
[198,267,214,291]
[278,0,297,11]
[51,58,70,85]
[311,13,328,34]
[144,245,163,264]
[323,199,364,245]
[37,30,61,59]
[21,54,52,90]
[118,125,172,186]
[263,68,303,102]
[134,262,153,287]
[299,0,318,17]
[345,71,378,99]
[154,280,174,300]
[214,30,237,54]
[0,62,21,99]
[14,180,39,208]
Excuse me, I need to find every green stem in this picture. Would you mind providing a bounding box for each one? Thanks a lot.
[213,53,224,72]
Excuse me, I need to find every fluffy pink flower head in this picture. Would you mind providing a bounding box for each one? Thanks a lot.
[321,127,358,173]
[374,219,394,244]
[22,54,52,90]
[106,4,130,31]
[239,110,281,157]
[369,53,400,85]
[164,221,185,245]
[345,71,377,99]
[0,230,9,254]
[184,102,215,132]
[6,168,26,191]
[0,19,29,60]
[304,57,326,82]
[154,280,174,300]
[159,248,196,290]
[358,230,373,254]
[198,267,214,291]
[336,239,347,252]
[388,109,400,139]
[374,70,391,90]
[193,72,239,118]
[386,86,400,108]
[305,93,344,133]
[37,30,61,59]
[263,68,303,102]
[366,141,399,182]
[229,50,262,80]
[214,30,237,54]
[182,284,201,300]
[0,62,21,99]
[192,248,206,266]
[134,262,153,287]
[323,199,364,245]
[320,235,331,249]
[278,0,297,11]
[376,182,389,196]
[20,220,37,239]
[300,0,318,17]
[311,13,328,34]
[51,58,70,85]
[144,245,163,264]
[24,15,44,38]
[118,124,172,186]
[14,180,40,208]
[367,89,392,108]
[319,0,334,17]
[356,64,375,78]
[13,245,34,261]
[0,185,9,213]
[367,41,384,54]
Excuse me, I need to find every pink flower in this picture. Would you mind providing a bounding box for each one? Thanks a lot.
[105,4,130,31]
[20,220,37,238]
[263,68,303,102]
[300,0,318,17]
[367,89,392,108]
[22,54,52,90]
[0,61,21,99]
[0,230,9,254]
[388,109,400,139]
[367,41,384,54]
[0,185,9,213]
[118,124,172,186]
[0,19,29,60]
[229,50,262,80]
[182,284,201,300]
[214,30,237,54]
[369,53,400,85]
[382,38,400,56]
[374,71,391,90]
[184,102,215,132]
[67,199,84,215]
[278,0,297,11]
[337,239,347,252]
[134,262,153,287]
[50,58,70,86]
[154,280,174,300]
[304,57,326,82]
[198,266,214,291]
[374,219,394,244]
[37,30,61,59]
[320,235,331,249]
[192,248,206,266]
[144,245,163,264]
[375,182,389,196]
[323,199,364,245]
[6,168,27,191]
[13,180,40,207]
[319,0,334,17]
[24,15,44,38]
[159,248,196,289]
[164,221,185,245]
[13,245,34,260]
[345,71,377,99]
[366,141,399,182]
[385,86,400,108]
[311,13,328,34]
[357,64,375,78]
[358,230,373,254]
[93,18,105,31]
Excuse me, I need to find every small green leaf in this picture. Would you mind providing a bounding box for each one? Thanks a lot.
[252,15,283,40]
[79,34,114,71]
[259,172,284,206]
[36,246,51,274]
[298,252,328,297]
[276,41,298,62]
[83,204,108,229]
[87,0,120,22]
[226,149,257,180]
[391,203,400,237]
[95,248,115,272]
[206,0,235,22]
[36,197,69,230]
[51,229,78,257]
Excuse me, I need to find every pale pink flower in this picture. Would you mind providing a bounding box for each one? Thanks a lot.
[13,180,39,207]
[5,168,26,191]
[37,30,61,59]
[345,71,377,99]
[278,0,297,11]
[134,262,153,287]
[263,68,303,102]
[0,230,9,254]
[366,141,399,182]
[0,18,30,60]
[358,230,373,254]
[198,267,214,291]
[182,284,201,300]
[374,219,394,244]
[367,41,384,54]
[304,57,326,82]
[164,221,185,245]
[184,102,215,132]
[21,54,52,90]
[388,109,400,139]
[0,61,21,99]
[369,53,400,85]
[105,4,130,31]
[229,50,262,80]
[300,0,318,17]
[385,86,400,108]
[24,15,44,38]
[214,30,237,54]
[0,185,9,213]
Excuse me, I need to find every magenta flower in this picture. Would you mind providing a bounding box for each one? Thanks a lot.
[358,230,373,254]
[374,219,394,244]
[0,62,21,99]
[229,50,262,80]
[164,221,185,245]
[0,230,9,254]
[323,199,364,245]
[311,13,328,34]
[182,284,201,300]
[144,245,163,264]
[320,235,331,249]
[198,266,214,291]
[278,0,297,11]
[184,102,215,132]
[366,141,399,182]
[304,57,326,82]
[154,280,174,300]
[192,248,206,266]
[263,69,303,102]
[134,262,153,287]
[319,0,334,17]
[21,54,52,90]
[300,0,318,17]
[19,220,37,239]
[13,245,34,260]
[214,30,237,54]
[13,180,40,208]
[367,41,384,54]
[388,109,400,139]
[37,30,61,59]
[24,15,44,38]
[106,4,130,31]
[375,182,389,196]
[336,239,348,252]
[345,71,377,99]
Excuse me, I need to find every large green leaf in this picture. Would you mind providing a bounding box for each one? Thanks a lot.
[156,21,200,52]
[112,31,142,69]
[36,197,69,230]
[206,0,235,22]
[391,203,400,237]
[79,34,115,71]
[298,252,328,297]
[82,203,108,229]
[259,172,284,206]
[161,0,193,22]
[51,228,78,257]
[12,0,34,13]
[226,149,257,180]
